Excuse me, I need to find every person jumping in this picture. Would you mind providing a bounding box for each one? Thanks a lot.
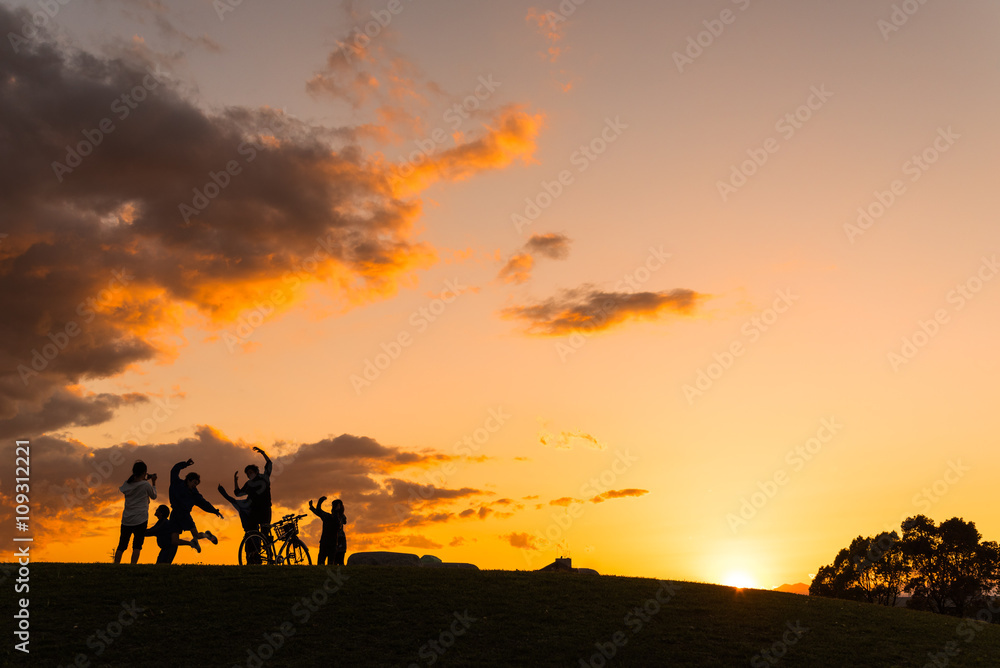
[168,459,223,555]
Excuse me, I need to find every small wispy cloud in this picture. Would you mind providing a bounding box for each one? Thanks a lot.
[503,287,708,336]
[497,233,571,284]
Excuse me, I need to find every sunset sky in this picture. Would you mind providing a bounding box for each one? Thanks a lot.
[2,0,999,590]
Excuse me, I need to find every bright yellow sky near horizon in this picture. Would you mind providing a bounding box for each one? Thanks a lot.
[1,0,999,591]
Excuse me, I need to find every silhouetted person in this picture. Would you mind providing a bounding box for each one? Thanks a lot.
[309,496,347,566]
[331,499,348,565]
[114,461,157,564]
[168,459,222,554]
[145,504,176,564]
[234,446,272,533]
[218,482,254,533]
[218,481,261,564]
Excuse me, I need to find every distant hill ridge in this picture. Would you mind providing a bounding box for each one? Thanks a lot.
[773,582,811,595]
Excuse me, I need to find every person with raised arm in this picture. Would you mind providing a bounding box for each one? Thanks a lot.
[168,458,222,555]
[234,446,273,533]
[308,496,348,566]
[218,476,254,533]
[219,478,260,564]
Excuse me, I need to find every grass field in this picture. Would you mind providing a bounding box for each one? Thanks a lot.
[3,563,999,667]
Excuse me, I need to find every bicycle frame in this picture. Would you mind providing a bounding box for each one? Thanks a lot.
[238,513,311,565]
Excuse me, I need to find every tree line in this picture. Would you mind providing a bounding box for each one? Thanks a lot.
[809,515,1000,617]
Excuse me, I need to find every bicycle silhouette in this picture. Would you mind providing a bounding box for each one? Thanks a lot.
[238,513,312,565]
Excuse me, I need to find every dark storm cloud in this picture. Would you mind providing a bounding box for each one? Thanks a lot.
[0,4,439,435]
[0,5,543,441]
[0,389,147,440]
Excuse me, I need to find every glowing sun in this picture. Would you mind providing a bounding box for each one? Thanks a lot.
[723,572,757,589]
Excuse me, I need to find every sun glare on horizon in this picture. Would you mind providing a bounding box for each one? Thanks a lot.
[722,572,758,590]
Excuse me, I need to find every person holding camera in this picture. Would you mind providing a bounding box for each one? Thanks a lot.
[114,460,157,564]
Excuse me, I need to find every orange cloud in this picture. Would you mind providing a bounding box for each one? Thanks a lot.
[498,253,535,285]
[525,8,580,91]
[543,489,649,509]
[538,425,606,451]
[496,233,571,284]
[394,535,444,549]
[306,40,381,108]
[502,532,540,550]
[590,488,650,503]
[390,106,546,198]
[0,10,542,442]
[503,287,709,336]
[307,38,434,128]
[525,233,571,260]
[526,8,566,62]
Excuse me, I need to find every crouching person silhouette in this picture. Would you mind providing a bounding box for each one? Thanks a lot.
[145,505,176,564]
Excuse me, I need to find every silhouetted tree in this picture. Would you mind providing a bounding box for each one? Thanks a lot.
[810,516,1000,616]
[809,532,907,604]
[809,540,870,602]
[852,531,906,607]
[902,515,1000,617]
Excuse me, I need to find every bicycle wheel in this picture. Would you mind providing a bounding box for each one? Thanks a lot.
[280,538,312,565]
[238,531,274,565]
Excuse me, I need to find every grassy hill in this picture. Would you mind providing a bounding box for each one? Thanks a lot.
[3,563,1000,666]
